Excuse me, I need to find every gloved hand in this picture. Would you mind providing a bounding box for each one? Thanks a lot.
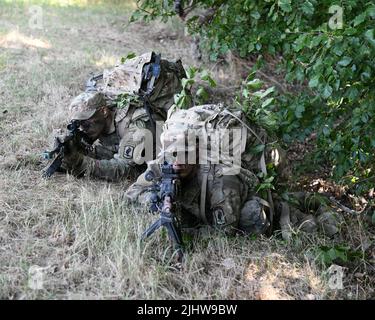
[61,138,85,173]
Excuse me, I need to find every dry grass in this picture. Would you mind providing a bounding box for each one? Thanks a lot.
[0,0,374,300]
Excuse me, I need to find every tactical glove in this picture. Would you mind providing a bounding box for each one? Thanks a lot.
[61,139,85,173]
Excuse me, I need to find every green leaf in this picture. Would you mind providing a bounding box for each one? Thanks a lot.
[361,113,369,124]
[200,70,217,87]
[242,88,249,99]
[186,67,198,79]
[257,86,275,99]
[332,44,344,56]
[308,76,320,88]
[301,1,314,15]
[181,78,195,89]
[294,105,305,118]
[338,56,352,67]
[121,52,136,63]
[262,97,274,108]
[294,34,307,52]
[247,43,255,52]
[251,11,261,20]
[336,250,348,262]
[129,10,142,23]
[322,85,333,99]
[368,6,375,18]
[174,93,185,107]
[247,79,263,90]
[322,126,330,136]
[196,87,209,101]
[310,35,323,48]
[347,87,359,100]
[364,29,375,48]
[353,13,366,27]
[268,4,276,17]
[252,144,265,154]
[278,0,292,13]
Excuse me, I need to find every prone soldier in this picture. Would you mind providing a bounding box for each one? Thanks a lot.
[125,104,342,241]
[43,52,190,181]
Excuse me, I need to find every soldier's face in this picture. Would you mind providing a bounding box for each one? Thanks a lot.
[164,149,196,179]
[172,162,194,179]
[80,110,106,140]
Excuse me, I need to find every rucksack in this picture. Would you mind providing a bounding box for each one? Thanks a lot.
[85,52,188,120]
[162,104,281,173]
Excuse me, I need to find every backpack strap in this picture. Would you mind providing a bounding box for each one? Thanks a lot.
[200,163,210,224]
[222,108,276,232]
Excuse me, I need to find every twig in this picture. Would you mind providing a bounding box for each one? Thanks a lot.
[353,176,375,186]
[256,70,287,94]
[328,196,361,215]
[227,53,288,94]
[135,0,153,15]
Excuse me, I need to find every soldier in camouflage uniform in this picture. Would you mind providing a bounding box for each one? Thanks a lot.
[125,104,342,237]
[125,104,273,234]
[61,52,188,181]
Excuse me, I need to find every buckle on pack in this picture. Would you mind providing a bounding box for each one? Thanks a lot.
[201,164,210,173]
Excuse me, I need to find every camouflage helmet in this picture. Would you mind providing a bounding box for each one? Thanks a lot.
[160,108,200,156]
[69,91,106,121]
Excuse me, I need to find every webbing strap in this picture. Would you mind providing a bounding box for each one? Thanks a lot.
[199,164,210,224]
[222,109,264,145]
[279,202,292,241]
[222,108,275,230]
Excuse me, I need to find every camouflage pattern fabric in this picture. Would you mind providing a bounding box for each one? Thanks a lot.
[62,52,187,181]
[101,52,188,118]
[125,161,263,234]
[90,133,120,160]
[273,192,343,239]
[102,52,153,96]
[124,104,273,234]
[63,104,162,181]
[125,104,340,237]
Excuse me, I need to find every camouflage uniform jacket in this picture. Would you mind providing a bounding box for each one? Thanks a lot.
[68,104,164,181]
[125,161,260,233]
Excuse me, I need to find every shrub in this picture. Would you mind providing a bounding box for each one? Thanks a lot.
[131,0,375,193]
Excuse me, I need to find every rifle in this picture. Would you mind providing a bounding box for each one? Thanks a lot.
[42,120,92,178]
[141,161,184,263]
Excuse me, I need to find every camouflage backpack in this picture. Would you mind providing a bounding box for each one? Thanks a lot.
[86,51,188,122]
[161,104,283,173]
